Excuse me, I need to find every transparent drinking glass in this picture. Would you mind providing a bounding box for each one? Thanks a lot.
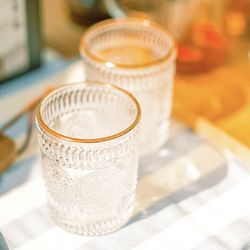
[80,18,176,156]
[36,82,141,236]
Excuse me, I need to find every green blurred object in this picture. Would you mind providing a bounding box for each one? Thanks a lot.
[0,0,41,83]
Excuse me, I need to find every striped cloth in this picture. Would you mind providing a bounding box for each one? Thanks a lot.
[1,58,250,250]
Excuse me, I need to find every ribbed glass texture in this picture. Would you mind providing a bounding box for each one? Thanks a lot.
[80,18,176,156]
[36,83,140,235]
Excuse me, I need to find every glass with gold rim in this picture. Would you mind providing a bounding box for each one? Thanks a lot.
[36,82,141,235]
[80,18,176,156]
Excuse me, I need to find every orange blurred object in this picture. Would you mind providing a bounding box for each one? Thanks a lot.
[177,20,227,73]
[192,21,225,48]
[175,0,231,74]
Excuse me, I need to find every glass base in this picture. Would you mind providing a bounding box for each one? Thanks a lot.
[48,202,134,236]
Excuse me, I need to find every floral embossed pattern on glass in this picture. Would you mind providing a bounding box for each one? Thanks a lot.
[80,18,176,156]
[36,82,141,235]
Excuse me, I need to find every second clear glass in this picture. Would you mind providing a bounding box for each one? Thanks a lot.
[80,18,176,156]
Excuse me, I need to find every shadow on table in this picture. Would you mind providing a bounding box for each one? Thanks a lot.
[128,127,228,225]
[130,162,227,225]
[241,242,250,250]
[0,232,9,250]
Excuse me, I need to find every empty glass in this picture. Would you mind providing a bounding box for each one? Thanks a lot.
[80,18,176,156]
[36,82,141,235]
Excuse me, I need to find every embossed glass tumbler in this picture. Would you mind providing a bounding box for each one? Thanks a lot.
[80,18,176,156]
[36,82,141,235]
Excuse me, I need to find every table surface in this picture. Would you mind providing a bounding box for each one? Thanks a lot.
[0,55,250,250]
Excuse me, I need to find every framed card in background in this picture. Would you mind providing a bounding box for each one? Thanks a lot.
[0,0,41,83]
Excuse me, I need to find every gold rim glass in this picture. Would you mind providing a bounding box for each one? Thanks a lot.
[36,82,141,143]
[80,17,176,69]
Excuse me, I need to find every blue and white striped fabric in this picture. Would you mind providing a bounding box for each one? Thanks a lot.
[1,58,250,250]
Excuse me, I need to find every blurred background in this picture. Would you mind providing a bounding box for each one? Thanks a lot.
[1,0,250,82]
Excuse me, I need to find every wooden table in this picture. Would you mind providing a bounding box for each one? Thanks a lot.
[174,38,250,164]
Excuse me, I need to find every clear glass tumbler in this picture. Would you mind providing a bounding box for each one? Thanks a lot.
[80,18,176,156]
[36,82,141,235]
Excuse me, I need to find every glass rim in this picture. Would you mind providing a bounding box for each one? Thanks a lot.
[36,82,141,143]
[80,17,177,69]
